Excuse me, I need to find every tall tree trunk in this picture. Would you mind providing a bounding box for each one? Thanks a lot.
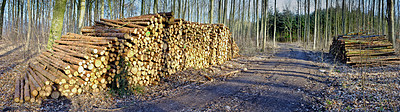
[273,0,276,47]
[218,0,222,23]
[230,0,235,28]
[78,0,86,34]
[298,0,301,43]
[47,0,68,49]
[388,0,395,46]
[372,0,375,32]
[183,0,187,19]
[196,0,199,22]
[313,0,317,50]
[307,0,310,48]
[141,0,145,15]
[0,0,6,40]
[209,0,214,23]
[256,0,259,49]
[325,0,328,47]
[378,0,381,34]
[172,0,175,16]
[178,0,181,18]
[381,0,384,34]
[223,0,228,24]
[100,0,104,18]
[154,0,158,13]
[25,0,32,56]
[342,0,345,34]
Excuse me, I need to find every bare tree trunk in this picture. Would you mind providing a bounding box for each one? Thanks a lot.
[172,0,175,16]
[298,0,301,43]
[178,0,182,18]
[381,0,384,34]
[78,0,86,34]
[46,0,68,49]
[196,0,199,22]
[313,0,317,50]
[25,0,32,56]
[209,0,214,23]
[154,0,158,13]
[223,0,228,24]
[388,0,395,46]
[100,0,104,18]
[325,0,328,47]
[218,0,222,23]
[141,0,145,15]
[273,0,276,48]
[256,0,259,49]
[307,0,310,48]
[0,0,6,40]
[342,0,345,34]
[183,0,187,19]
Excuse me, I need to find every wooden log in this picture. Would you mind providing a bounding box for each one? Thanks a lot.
[55,40,107,50]
[27,67,43,91]
[24,74,30,102]
[19,78,24,103]
[64,33,118,41]
[29,63,58,83]
[13,78,21,103]
[83,32,127,38]
[100,18,146,29]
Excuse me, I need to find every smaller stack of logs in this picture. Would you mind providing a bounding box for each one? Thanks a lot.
[330,34,400,67]
[13,12,239,104]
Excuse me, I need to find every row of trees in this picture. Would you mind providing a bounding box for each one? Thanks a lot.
[0,0,398,54]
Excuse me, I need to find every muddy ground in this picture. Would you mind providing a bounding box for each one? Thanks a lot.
[1,42,399,111]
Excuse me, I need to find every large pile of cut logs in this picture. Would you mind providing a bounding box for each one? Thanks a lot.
[13,12,239,104]
[329,34,400,67]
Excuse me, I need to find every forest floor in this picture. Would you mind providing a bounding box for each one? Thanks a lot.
[1,42,399,111]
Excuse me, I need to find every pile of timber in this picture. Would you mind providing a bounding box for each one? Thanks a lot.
[329,34,400,67]
[13,12,239,104]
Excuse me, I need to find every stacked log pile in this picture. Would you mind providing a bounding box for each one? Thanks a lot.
[13,12,239,104]
[330,34,400,67]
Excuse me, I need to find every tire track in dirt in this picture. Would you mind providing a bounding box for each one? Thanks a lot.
[122,43,330,111]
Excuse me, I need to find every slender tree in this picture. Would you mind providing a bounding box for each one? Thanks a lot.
[209,0,214,23]
[25,0,32,55]
[388,0,395,46]
[256,0,259,49]
[0,0,6,40]
[78,0,86,34]
[325,0,329,47]
[47,0,68,49]
[273,0,276,47]
[154,0,158,13]
[223,0,228,24]
[141,0,145,15]
[342,0,345,34]
[218,0,222,23]
[313,0,317,49]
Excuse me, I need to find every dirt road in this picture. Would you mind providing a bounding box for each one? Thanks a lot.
[122,43,329,111]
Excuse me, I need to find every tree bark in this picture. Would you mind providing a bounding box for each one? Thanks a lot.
[218,0,222,23]
[141,0,145,15]
[209,0,214,23]
[313,0,317,50]
[78,0,86,34]
[342,0,345,34]
[154,0,158,13]
[46,0,68,49]
[223,0,228,24]
[0,0,6,40]
[388,0,395,46]
[101,0,104,18]
[25,0,32,55]
[325,0,329,47]
[273,0,276,48]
